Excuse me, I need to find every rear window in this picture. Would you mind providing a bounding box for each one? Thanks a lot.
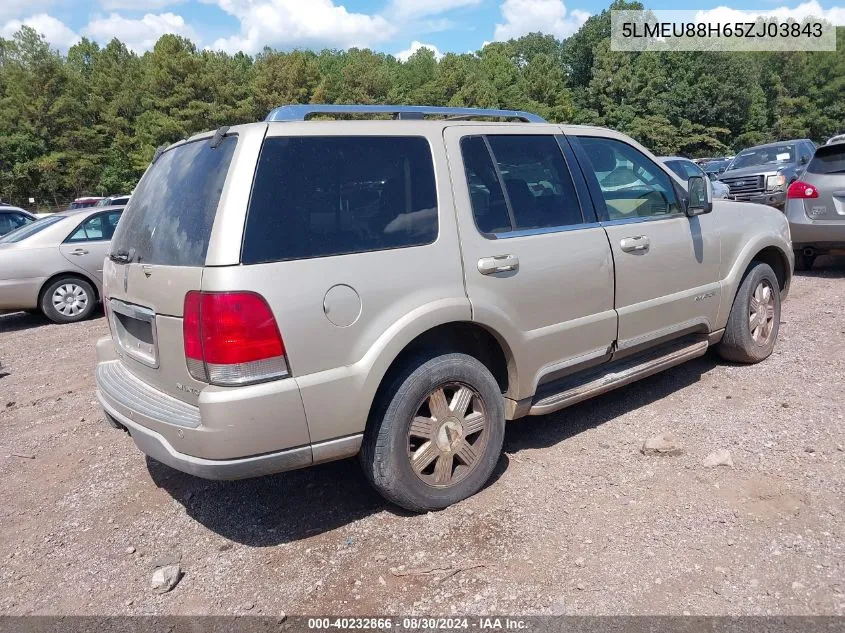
[807,145,845,175]
[110,136,237,266]
[242,136,438,264]
[0,215,63,243]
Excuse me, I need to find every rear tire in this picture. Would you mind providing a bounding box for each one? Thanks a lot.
[360,352,505,512]
[40,276,96,324]
[794,251,815,271]
[716,262,781,364]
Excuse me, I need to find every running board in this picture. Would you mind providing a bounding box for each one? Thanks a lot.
[528,338,709,416]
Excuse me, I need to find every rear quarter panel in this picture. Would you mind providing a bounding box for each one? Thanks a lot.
[0,245,93,309]
[202,122,471,443]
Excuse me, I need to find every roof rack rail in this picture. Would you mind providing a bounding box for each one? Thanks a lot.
[265,104,547,123]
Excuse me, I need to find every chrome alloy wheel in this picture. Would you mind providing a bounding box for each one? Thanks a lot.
[407,382,489,487]
[749,280,776,344]
[52,283,89,317]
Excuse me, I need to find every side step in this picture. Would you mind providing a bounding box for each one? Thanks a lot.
[528,337,709,416]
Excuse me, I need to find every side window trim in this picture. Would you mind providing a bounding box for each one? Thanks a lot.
[482,136,518,232]
[570,134,687,224]
[568,135,612,223]
[465,133,593,240]
[557,134,599,224]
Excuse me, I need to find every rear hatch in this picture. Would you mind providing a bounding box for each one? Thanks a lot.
[802,144,845,221]
[104,132,239,406]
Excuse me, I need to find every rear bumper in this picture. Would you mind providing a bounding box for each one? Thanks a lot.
[0,277,44,310]
[787,217,845,251]
[94,337,361,480]
[729,191,785,208]
[98,392,314,479]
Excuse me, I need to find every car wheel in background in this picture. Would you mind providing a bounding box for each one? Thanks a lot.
[794,251,816,271]
[716,262,781,364]
[361,352,506,512]
[40,276,96,324]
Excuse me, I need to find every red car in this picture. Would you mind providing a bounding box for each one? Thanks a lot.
[68,197,104,210]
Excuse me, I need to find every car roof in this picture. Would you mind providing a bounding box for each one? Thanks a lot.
[54,204,125,219]
[172,118,633,153]
[658,156,692,162]
[741,139,812,151]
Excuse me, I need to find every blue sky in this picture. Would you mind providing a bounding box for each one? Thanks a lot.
[1,0,843,57]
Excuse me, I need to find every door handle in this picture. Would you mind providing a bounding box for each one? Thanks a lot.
[478,254,519,275]
[71,248,89,255]
[620,236,650,253]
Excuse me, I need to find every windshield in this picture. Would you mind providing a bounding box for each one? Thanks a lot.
[730,145,795,170]
[110,135,237,266]
[703,159,728,172]
[0,215,64,243]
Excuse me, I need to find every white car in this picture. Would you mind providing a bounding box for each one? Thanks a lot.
[660,156,731,199]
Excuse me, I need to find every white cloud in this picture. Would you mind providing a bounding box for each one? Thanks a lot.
[209,0,396,54]
[388,0,482,20]
[1,13,80,51]
[82,12,199,52]
[100,0,187,9]
[694,1,845,25]
[395,40,443,61]
[0,0,55,22]
[493,0,590,41]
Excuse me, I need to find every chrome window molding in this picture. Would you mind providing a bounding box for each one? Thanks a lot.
[599,213,687,227]
[485,221,602,240]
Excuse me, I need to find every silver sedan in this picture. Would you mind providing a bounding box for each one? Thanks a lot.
[0,206,123,323]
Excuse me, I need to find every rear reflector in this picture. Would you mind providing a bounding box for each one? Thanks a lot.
[787,181,819,199]
[183,291,289,386]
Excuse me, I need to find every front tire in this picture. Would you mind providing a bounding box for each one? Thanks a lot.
[40,277,96,324]
[361,352,505,512]
[716,262,781,364]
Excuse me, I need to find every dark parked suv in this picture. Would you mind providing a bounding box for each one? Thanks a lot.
[720,140,817,209]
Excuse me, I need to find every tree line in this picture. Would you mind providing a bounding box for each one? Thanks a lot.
[0,0,843,207]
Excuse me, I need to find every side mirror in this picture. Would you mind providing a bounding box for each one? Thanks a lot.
[800,155,809,164]
[686,175,713,217]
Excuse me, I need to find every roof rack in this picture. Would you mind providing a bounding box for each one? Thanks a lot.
[265,104,547,123]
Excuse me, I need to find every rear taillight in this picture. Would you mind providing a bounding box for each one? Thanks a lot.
[183,291,289,386]
[787,181,819,199]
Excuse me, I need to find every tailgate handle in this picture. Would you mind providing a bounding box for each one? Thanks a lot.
[478,254,519,275]
[71,248,89,255]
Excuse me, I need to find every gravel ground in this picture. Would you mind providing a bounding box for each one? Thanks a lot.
[1,259,844,616]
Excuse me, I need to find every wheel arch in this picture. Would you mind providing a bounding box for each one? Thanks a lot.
[716,239,793,331]
[750,245,791,294]
[361,321,517,436]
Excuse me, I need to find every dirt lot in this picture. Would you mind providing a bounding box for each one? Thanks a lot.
[1,260,844,617]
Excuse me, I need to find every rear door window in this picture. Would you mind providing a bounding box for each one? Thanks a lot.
[67,210,123,242]
[459,135,584,237]
[110,136,237,266]
[807,144,845,175]
[242,136,438,264]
